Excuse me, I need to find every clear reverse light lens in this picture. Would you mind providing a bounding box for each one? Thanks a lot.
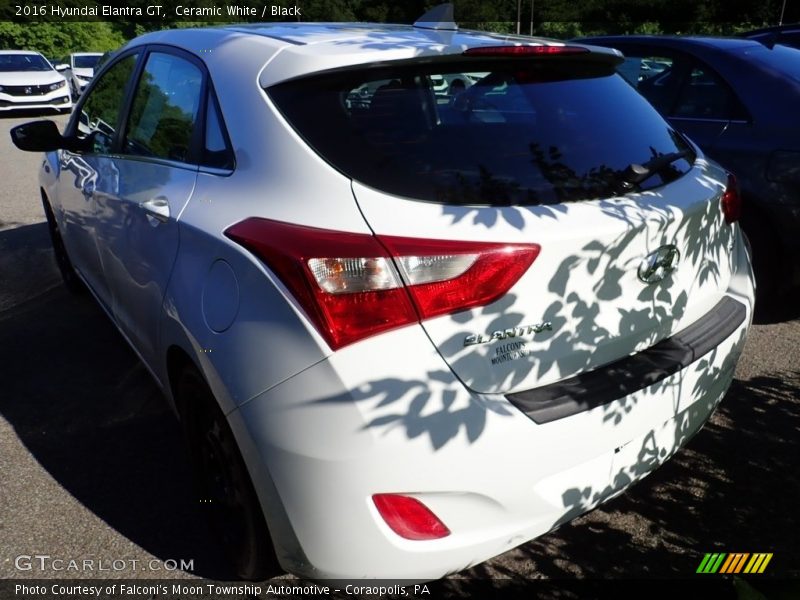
[398,254,478,286]
[308,257,402,294]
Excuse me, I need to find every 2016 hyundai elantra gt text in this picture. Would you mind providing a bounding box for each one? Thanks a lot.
[11,8,755,581]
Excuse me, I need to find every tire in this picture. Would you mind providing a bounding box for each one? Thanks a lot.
[741,217,781,321]
[41,195,85,294]
[178,368,277,580]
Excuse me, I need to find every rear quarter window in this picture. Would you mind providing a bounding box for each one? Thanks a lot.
[269,58,694,205]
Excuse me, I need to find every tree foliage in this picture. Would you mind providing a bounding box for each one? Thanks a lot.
[0,0,797,55]
[0,21,125,57]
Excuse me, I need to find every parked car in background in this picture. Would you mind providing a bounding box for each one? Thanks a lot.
[10,12,754,581]
[741,24,800,50]
[46,57,65,69]
[577,35,800,314]
[0,50,72,113]
[429,72,474,102]
[64,52,103,98]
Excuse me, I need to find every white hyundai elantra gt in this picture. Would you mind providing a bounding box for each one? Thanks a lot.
[11,11,755,582]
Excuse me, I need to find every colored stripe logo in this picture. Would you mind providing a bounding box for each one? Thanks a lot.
[697,553,773,574]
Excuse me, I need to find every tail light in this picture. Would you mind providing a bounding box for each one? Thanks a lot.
[381,236,538,320]
[721,173,741,224]
[225,218,539,349]
[372,494,450,540]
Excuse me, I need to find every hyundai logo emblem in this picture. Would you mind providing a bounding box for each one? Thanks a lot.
[638,245,680,284]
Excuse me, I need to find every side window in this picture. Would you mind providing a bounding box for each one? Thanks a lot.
[619,55,684,115]
[672,63,743,120]
[77,54,138,154]
[619,52,747,121]
[203,89,234,170]
[124,52,202,163]
[618,56,672,85]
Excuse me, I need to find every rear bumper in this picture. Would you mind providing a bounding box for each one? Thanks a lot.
[232,227,755,580]
[507,295,746,424]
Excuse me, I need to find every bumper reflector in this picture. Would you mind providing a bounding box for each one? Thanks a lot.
[373,493,451,540]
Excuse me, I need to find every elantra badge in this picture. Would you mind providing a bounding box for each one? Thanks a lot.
[464,322,553,347]
[638,244,680,284]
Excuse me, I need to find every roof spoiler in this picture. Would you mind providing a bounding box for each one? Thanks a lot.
[756,31,780,49]
[414,3,458,31]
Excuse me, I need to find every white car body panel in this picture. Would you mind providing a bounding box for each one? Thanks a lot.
[67,52,103,96]
[352,159,735,395]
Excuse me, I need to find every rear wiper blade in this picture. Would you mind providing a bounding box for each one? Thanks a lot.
[622,149,693,185]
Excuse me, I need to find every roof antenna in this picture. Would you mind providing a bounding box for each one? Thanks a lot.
[414,3,458,31]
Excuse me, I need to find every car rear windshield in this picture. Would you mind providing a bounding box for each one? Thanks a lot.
[74,55,101,69]
[269,58,694,206]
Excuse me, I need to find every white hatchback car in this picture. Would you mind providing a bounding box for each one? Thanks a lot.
[0,50,72,113]
[11,7,754,582]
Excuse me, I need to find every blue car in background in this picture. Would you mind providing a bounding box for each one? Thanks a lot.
[741,24,800,50]
[578,35,800,318]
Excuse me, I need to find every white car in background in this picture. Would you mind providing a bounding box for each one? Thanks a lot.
[65,52,103,98]
[0,50,71,113]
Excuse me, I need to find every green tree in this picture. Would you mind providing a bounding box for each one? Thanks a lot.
[0,22,125,56]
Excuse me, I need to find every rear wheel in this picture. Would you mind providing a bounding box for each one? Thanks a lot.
[742,215,781,321]
[178,368,277,580]
[41,194,85,294]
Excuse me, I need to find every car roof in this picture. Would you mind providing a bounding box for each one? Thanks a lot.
[0,50,44,56]
[221,22,591,48]
[127,23,622,87]
[71,52,103,56]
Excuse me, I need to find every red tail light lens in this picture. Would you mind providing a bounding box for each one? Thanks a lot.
[721,173,741,224]
[381,236,539,320]
[225,218,539,349]
[373,494,450,540]
[463,45,589,57]
[225,218,417,350]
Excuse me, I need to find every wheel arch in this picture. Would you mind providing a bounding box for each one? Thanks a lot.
[165,343,200,418]
[165,343,306,578]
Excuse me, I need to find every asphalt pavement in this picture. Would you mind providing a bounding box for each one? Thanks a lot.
[0,112,798,593]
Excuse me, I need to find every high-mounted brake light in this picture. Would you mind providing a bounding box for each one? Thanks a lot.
[463,45,589,57]
[721,173,741,224]
[373,494,450,540]
[225,218,539,350]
